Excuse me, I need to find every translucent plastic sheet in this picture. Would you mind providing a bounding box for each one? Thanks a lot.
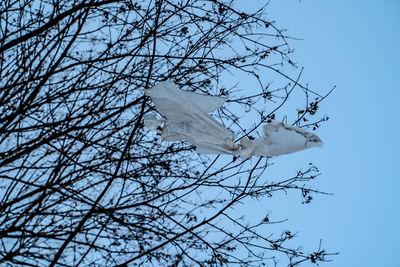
[145,81,322,158]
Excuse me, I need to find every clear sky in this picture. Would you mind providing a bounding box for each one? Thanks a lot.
[235,1,400,266]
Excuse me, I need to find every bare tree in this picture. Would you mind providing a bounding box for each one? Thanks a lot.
[0,0,335,266]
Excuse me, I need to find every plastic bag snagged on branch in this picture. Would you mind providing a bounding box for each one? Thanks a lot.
[144,81,322,158]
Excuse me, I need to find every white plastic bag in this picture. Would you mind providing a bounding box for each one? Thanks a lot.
[145,81,322,158]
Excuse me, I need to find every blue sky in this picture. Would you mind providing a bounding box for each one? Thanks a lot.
[236,1,400,266]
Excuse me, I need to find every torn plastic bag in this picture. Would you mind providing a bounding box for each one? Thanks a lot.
[144,81,322,158]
